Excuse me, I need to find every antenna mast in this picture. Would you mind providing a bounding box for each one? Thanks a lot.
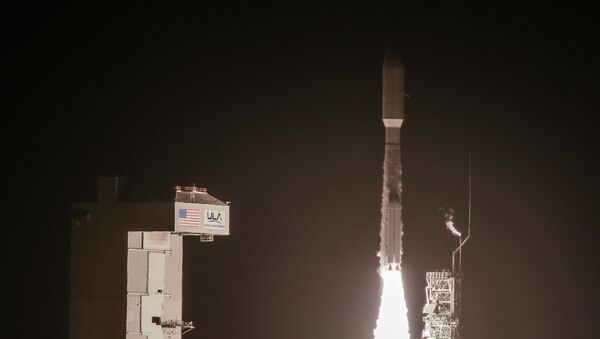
[452,152,472,273]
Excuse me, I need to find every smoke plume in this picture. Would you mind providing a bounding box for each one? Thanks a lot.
[440,207,461,237]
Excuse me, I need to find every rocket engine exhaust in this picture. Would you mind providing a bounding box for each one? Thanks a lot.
[374,46,410,339]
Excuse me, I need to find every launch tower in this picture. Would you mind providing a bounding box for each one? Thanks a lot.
[422,158,472,339]
[421,270,461,339]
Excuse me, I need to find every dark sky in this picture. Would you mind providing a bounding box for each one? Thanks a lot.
[7,3,598,339]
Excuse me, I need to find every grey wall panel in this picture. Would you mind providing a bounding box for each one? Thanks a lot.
[148,252,166,294]
[128,232,143,249]
[141,295,164,335]
[162,297,182,322]
[143,232,171,250]
[165,234,182,297]
[127,250,148,293]
[127,295,142,333]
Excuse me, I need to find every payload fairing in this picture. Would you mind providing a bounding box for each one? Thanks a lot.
[380,46,405,270]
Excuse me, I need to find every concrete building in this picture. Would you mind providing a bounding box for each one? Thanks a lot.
[126,231,185,339]
[70,177,229,339]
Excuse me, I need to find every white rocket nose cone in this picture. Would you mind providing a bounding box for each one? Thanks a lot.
[382,45,405,124]
[383,45,404,71]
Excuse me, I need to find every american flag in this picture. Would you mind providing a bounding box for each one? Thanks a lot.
[178,208,201,227]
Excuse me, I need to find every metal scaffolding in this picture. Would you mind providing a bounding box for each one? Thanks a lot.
[422,270,461,339]
[422,153,471,339]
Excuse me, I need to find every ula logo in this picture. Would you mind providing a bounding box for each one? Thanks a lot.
[204,209,225,229]
[205,211,223,224]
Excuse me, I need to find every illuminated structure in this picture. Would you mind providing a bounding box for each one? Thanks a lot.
[126,231,189,338]
[126,185,229,339]
[70,178,229,339]
[421,235,470,339]
[421,270,461,338]
[422,158,471,339]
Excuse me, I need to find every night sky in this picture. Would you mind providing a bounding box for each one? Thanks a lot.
[7,3,598,339]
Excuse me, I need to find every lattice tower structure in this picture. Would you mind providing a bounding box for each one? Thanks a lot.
[422,270,462,339]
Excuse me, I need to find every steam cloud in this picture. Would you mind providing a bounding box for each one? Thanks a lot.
[440,207,461,237]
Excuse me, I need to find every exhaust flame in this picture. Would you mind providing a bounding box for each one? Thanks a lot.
[374,267,410,339]
[375,151,409,339]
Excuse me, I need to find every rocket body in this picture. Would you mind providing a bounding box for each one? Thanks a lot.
[379,47,405,270]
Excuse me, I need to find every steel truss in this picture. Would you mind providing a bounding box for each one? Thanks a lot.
[422,270,461,339]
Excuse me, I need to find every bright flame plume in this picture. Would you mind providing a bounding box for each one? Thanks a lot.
[374,267,410,339]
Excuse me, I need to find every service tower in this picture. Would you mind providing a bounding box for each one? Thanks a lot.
[422,159,472,339]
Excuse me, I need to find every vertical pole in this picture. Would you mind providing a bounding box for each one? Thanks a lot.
[458,236,462,272]
[468,152,472,242]
[459,152,472,273]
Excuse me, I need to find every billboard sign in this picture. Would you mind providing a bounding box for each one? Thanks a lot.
[174,202,229,235]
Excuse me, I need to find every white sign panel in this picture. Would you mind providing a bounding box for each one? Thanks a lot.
[174,202,229,235]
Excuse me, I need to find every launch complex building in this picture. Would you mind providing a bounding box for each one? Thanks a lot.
[70,178,230,339]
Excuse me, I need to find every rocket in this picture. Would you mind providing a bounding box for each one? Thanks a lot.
[380,46,405,270]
